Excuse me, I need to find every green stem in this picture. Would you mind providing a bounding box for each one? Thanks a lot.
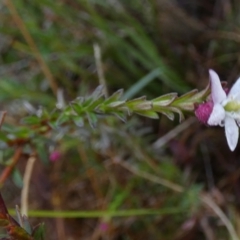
[9,208,186,218]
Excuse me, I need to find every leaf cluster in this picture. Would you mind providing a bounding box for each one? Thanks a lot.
[0,194,44,240]
[20,83,210,134]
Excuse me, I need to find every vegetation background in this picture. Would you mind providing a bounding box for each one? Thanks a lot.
[1,0,240,239]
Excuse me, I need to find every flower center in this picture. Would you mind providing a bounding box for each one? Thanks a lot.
[224,100,240,112]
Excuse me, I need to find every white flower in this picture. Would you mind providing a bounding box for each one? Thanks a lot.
[208,69,240,151]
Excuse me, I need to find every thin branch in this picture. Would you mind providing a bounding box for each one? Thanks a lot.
[152,117,195,148]
[116,160,183,192]
[201,194,239,240]
[0,147,22,186]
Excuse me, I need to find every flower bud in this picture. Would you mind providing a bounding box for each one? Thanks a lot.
[194,101,213,125]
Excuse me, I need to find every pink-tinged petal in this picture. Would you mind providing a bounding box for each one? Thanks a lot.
[225,117,239,151]
[207,103,225,126]
[228,76,240,100]
[209,70,227,103]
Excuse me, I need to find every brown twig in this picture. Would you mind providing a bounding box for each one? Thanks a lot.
[0,147,23,186]
[51,155,66,240]
[3,0,58,95]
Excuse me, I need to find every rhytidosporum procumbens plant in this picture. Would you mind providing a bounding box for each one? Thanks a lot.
[0,69,239,239]
[0,70,238,154]
[0,78,210,152]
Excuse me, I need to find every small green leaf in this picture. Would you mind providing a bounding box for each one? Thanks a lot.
[0,132,8,142]
[191,83,210,102]
[135,110,159,119]
[35,142,49,165]
[156,109,175,121]
[48,121,59,130]
[153,93,177,106]
[70,102,83,114]
[56,114,69,126]
[72,116,84,127]
[90,85,105,100]
[87,96,104,110]
[87,112,98,128]
[113,112,127,122]
[126,96,146,106]
[153,105,184,121]
[103,89,124,105]
[107,101,125,108]
[97,101,125,112]
[22,116,41,125]
[12,169,23,188]
[126,96,152,110]
[32,223,45,240]
[82,98,94,108]
[22,215,32,235]
[14,127,33,139]
[172,90,198,105]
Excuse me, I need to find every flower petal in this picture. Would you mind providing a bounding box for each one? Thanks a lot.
[226,111,240,120]
[228,76,240,100]
[225,116,239,151]
[209,69,227,103]
[207,103,225,126]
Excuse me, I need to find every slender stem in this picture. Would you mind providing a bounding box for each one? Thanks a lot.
[93,43,108,97]
[21,154,36,216]
[8,208,185,218]
[201,194,239,240]
[116,160,183,192]
[0,147,22,186]
[152,117,195,148]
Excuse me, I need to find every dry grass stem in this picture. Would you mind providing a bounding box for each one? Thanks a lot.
[152,117,196,149]
[21,154,36,216]
[93,43,108,97]
[201,194,239,240]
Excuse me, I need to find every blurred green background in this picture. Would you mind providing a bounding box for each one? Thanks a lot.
[1,0,240,239]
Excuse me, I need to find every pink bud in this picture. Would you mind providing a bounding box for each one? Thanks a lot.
[99,222,109,232]
[49,151,61,162]
[194,101,213,125]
